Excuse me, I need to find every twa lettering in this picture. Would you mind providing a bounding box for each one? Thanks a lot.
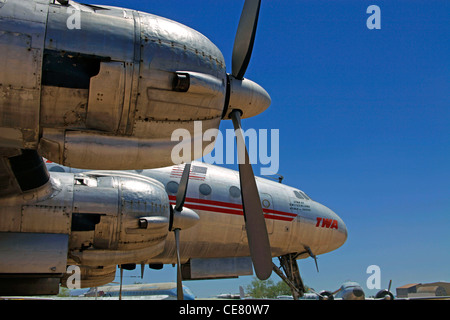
[316,217,338,229]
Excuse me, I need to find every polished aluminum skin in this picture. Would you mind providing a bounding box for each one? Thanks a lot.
[14,160,347,289]
[0,0,269,170]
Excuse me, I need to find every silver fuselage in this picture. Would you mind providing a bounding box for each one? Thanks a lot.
[0,160,347,289]
[0,0,230,169]
[142,163,347,264]
[47,161,347,265]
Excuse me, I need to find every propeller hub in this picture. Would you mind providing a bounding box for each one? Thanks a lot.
[223,75,271,120]
[170,207,200,231]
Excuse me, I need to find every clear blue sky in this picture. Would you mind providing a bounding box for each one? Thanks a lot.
[87,0,449,298]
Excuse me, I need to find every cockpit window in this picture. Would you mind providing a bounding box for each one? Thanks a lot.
[294,191,305,199]
[294,190,311,200]
[300,191,311,200]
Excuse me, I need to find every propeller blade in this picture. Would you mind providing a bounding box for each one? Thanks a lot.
[230,109,272,280]
[175,163,191,212]
[232,0,261,79]
[174,229,184,300]
[171,163,191,300]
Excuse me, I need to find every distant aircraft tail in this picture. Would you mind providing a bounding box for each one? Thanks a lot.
[239,286,245,299]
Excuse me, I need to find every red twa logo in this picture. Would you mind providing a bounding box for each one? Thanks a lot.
[316,217,338,229]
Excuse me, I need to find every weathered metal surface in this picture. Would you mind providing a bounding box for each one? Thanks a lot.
[0,0,229,169]
[0,0,49,149]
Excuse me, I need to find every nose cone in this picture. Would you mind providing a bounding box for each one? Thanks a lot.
[224,76,271,119]
[336,214,348,248]
[313,201,348,252]
[342,287,365,300]
[170,207,200,231]
[352,288,365,299]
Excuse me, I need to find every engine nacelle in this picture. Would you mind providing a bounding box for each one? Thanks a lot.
[375,289,395,300]
[0,168,171,293]
[68,171,171,267]
[318,290,335,300]
[0,0,226,169]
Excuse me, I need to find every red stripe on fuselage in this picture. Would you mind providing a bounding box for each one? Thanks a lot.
[168,196,296,222]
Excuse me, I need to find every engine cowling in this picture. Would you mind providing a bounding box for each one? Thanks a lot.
[319,290,335,300]
[375,289,395,300]
[68,171,171,267]
[1,1,227,169]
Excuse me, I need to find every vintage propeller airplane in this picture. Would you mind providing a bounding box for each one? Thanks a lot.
[45,159,347,300]
[0,0,347,300]
[317,281,395,300]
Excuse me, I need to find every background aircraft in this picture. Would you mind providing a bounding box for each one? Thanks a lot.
[39,160,347,300]
[318,281,394,300]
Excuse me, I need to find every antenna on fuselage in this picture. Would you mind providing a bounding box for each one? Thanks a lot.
[262,174,284,184]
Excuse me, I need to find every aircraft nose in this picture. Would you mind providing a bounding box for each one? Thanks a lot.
[333,210,347,250]
[313,201,348,250]
[353,288,364,298]
[337,214,348,247]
